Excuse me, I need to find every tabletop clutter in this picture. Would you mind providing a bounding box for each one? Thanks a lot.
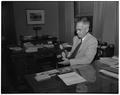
[34,66,87,86]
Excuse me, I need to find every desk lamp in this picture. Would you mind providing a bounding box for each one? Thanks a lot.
[33,26,41,39]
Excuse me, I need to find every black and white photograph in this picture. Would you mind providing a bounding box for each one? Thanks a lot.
[1,1,119,94]
[26,10,45,24]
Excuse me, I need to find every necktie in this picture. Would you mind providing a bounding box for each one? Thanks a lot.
[68,38,82,59]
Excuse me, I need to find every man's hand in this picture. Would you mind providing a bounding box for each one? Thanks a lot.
[58,58,70,65]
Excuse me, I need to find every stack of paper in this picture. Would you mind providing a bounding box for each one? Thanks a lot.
[99,57,118,69]
[58,72,86,86]
[99,69,118,79]
[100,57,118,65]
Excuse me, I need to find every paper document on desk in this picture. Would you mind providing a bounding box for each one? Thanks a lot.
[58,72,86,86]
[35,74,51,82]
[99,57,118,68]
[25,47,38,53]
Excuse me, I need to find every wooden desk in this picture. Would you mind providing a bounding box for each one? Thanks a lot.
[24,65,99,93]
[8,47,58,86]
[24,61,118,93]
[25,73,76,93]
[94,60,118,93]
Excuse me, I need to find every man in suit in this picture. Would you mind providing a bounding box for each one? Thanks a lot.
[58,17,98,92]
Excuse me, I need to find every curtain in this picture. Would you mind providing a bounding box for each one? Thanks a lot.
[114,2,119,56]
[92,1,104,41]
[92,1,119,56]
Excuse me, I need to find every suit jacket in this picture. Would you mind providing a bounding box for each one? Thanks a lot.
[69,33,98,65]
[68,33,98,82]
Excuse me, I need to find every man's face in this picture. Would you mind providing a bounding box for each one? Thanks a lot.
[76,22,89,39]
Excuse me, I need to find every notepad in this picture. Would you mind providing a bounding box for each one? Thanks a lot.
[58,72,86,86]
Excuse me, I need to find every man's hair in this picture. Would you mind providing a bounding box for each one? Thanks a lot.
[77,16,90,26]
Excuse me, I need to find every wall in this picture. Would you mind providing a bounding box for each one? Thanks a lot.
[2,2,17,45]
[57,1,74,44]
[74,1,94,17]
[13,1,59,42]
[64,2,74,44]
[58,2,65,42]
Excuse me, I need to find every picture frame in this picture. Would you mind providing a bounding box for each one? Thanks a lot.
[26,10,45,24]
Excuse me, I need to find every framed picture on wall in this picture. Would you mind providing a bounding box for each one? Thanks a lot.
[26,10,45,24]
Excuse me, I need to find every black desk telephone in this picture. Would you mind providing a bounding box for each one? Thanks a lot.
[96,41,114,59]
